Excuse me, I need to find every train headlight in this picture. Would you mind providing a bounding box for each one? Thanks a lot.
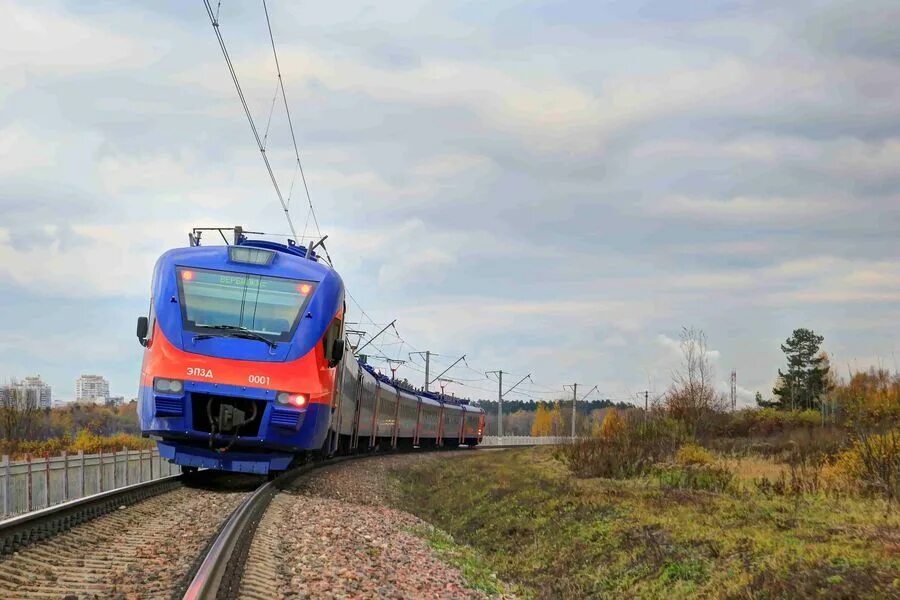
[154,378,184,394]
[276,392,308,408]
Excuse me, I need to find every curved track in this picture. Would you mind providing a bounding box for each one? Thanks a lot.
[0,446,508,599]
[183,447,507,600]
[182,456,363,599]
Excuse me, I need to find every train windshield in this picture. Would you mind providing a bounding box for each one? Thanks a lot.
[176,267,316,342]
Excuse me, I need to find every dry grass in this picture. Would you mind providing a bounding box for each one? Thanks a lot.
[726,455,786,481]
[392,447,900,599]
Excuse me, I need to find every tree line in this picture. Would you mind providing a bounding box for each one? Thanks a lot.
[0,401,141,445]
[473,398,631,414]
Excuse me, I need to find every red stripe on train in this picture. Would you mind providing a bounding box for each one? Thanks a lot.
[139,322,335,405]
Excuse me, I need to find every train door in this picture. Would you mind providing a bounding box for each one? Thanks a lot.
[369,382,382,449]
[391,389,401,448]
[436,403,445,446]
[458,406,466,443]
[413,397,423,446]
[350,370,366,450]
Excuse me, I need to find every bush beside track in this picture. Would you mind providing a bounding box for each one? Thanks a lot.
[392,446,900,599]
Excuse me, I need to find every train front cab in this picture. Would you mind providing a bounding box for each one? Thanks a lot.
[137,242,345,475]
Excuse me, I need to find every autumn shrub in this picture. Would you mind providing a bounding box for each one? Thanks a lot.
[828,429,900,502]
[832,368,900,428]
[595,409,626,440]
[752,440,833,497]
[654,463,734,493]
[708,408,832,439]
[706,426,848,461]
[0,430,152,460]
[561,414,686,479]
[675,443,714,466]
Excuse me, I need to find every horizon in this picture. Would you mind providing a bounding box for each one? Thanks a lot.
[1,1,898,407]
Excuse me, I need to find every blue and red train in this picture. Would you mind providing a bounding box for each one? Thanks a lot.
[135,227,484,475]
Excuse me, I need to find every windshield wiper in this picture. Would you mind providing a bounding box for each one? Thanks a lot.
[193,325,278,349]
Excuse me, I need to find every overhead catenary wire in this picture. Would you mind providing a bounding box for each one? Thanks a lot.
[202,0,299,241]
[261,0,323,245]
[201,1,466,394]
[202,2,578,403]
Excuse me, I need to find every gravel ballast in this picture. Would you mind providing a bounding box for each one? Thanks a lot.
[239,453,498,599]
[0,484,251,599]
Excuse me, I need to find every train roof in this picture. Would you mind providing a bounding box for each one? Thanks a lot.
[359,361,481,411]
[159,236,337,283]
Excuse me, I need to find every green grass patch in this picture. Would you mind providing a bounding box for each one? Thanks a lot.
[391,448,900,599]
[408,524,507,596]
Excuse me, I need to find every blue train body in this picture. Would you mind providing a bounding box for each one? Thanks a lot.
[137,230,483,474]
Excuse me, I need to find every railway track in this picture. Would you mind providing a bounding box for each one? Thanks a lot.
[183,455,365,599]
[184,446,516,599]
[0,471,259,599]
[0,445,513,599]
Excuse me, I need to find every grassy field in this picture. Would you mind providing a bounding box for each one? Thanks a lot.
[392,447,900,599]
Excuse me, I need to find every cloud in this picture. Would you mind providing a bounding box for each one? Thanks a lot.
[378,248,458,287]
[651,195,848,224]
[1,0,898,406]
[0,3,158,79]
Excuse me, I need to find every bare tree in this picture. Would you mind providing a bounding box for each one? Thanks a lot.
[665,327,726,434]
[0,379,40,442]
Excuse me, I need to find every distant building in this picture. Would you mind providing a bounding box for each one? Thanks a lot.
[105,395,125,408]
[75,374,110,405]
[0,376,52,410]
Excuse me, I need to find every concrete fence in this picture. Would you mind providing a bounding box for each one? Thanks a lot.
[479,435,572,446]
[0,448,178,519]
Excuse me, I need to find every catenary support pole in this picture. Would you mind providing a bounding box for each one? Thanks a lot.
[571,383,578,438]
[498,370,503,437]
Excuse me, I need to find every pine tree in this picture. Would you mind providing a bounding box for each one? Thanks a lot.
[772,328,831,411]
[755,391,779,409]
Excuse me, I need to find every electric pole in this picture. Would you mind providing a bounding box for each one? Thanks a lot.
[730,370,737,411]
[497,370,503,437]
[409,351,435,391]
[644,390,649,411]
[564,384,599,438]
[564,383,577,438]
[486,371,532,437]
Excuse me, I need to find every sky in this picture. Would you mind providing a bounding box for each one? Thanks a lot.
[0,0,898,405]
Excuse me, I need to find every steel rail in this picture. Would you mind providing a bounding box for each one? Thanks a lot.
[181,454,364,600]
[183,445,496,599]
[0,473,182,555]
[182,479,277,600]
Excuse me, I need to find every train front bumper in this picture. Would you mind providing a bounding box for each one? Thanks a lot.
[156,441,292,475]
[139,380,331,455]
